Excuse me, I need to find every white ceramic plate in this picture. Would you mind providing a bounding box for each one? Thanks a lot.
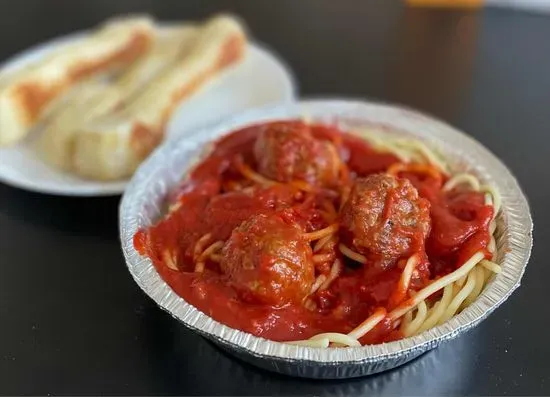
[0,29,296,196]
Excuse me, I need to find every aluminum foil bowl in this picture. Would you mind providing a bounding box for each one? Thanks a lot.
[119,99,533,379]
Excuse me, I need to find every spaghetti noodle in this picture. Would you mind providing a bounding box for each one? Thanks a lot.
[134,119,500,348]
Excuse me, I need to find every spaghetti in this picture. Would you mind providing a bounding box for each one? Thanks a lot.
[134,120,500,348]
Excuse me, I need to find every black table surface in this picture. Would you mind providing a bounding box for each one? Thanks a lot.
[0,1,547,395]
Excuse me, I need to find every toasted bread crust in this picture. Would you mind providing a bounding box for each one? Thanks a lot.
[0,17,154,146]
[37,25,199,171]
[72,15,247,180]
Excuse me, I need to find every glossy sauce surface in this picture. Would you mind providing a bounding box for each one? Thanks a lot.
[134,121,493,343]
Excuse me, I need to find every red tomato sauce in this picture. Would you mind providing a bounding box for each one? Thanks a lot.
[134,120,493,344]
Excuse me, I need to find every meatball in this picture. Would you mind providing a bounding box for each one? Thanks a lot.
[340,173,431,268]
[253,122,341,187]
[220,213,314,306]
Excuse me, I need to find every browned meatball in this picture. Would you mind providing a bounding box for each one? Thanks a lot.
[340,173,431,268]
[253,122,341,187]
[220,213,314,306]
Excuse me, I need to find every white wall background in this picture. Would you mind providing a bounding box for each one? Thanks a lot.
[488,0,550,12]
